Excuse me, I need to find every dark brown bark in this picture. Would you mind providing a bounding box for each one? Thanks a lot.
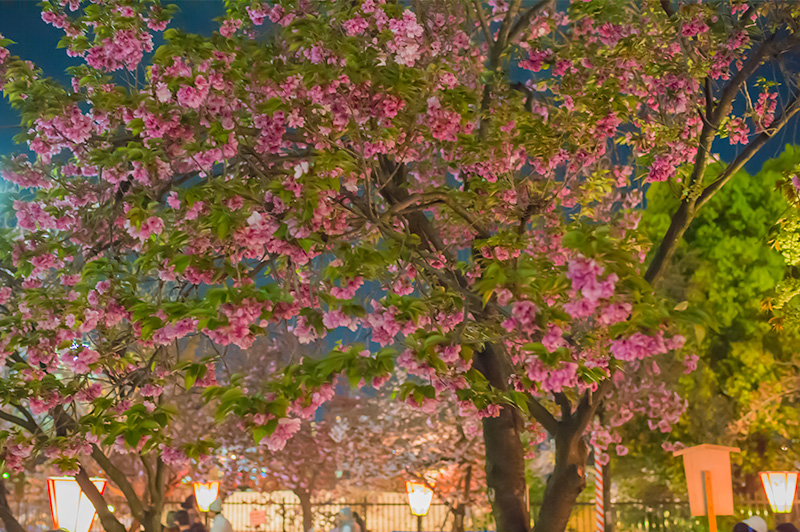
[644,191,696,285]
[475,344,530,532]
[141,456,166,532]
[533,430,588,532]
[532,387,606,532]
[76,467,128,532]
[451,466,472,532]
[296,489,313,532]
[0,479,26,532]
[482,409,530,532]
[92,445,146,523]
[375,156,531,532]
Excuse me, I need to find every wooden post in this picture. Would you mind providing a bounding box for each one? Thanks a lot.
[703,471,717,532]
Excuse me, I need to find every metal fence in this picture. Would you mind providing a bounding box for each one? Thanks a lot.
[544,499,777,532]
[217,501,458,532]
[177,498,780,532]
[2,495,789,532]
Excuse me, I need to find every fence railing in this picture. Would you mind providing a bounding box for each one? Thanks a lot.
[159,497,790,532]
[3,495,791,532]
[542,499,778,532]
[216,501,457,532]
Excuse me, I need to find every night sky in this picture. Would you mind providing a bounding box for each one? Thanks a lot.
[0,0,225,157]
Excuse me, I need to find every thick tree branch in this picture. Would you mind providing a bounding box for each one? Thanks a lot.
[386,192,491,239]
[697,92,800,208]
[573,382,610,437]
[0,479,26,532]
[493,0,523,65]
[75,467,127,532]
[91,445,146,523]
[471,0,493,47]
[507,0,552,44]
[141,454,156,502]
[12,405,38,434]
[686,34,778,192]
[526,396,558,435]
[554,393,571,420]
[46,406,147,524]
[645,201,693,285]
[645,34,799,285]
[0,410,36,433]
[704,78,713,119]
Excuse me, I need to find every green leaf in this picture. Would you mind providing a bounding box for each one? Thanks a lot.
[297,238,315,252]
[257,98,283,114]
[124,430,142,448]
[220,387,243,404]
[216,215,231,240]
[422,334,448,350]
[253,425,269,444]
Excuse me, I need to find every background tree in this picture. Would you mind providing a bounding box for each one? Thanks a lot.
[218,374,486,532]
[612,147,800,504]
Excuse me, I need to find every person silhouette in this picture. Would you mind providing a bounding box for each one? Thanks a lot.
[209,498,234,532]
[733,516,767,532]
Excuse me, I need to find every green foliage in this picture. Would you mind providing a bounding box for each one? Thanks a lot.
[624,146,800,498]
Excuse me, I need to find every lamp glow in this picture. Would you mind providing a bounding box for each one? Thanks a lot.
[760,471,798,513]
[193,481,220,512]
[47,477,107,532]
[405,481,434,517]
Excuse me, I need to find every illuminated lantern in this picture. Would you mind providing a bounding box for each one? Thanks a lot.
[47,477,107,532]
[406,480,434,516]
[760,471,799,513]
[405,481,434,532]
[193,481,220,512]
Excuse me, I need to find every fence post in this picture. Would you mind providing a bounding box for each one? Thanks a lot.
[362,498,368,532]
[281,502,287,532]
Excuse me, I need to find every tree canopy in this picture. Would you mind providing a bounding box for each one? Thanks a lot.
[2,2,800,532]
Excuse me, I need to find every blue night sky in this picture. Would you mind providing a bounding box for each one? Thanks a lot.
[0,0,225,157]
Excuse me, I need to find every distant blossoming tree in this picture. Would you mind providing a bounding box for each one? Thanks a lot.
[2,1,800,532]
[217,335,485,532]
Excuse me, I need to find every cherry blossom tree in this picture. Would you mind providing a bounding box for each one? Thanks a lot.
[217,411,338,532]
[217,366,485,532]
[326,385,487,532]
[3,2,800,532]
[0,240,218,532]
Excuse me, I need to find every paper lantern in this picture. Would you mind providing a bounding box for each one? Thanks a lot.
[405,480,434,517]
[47,477,107,532]
[193,481,220,512]
[760,471,799,513]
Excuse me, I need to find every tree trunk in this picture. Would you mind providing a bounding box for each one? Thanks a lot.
[76,468,128,532]
[483,410,529,532]
[474,344,530,532]
[533,429,589,532]
[451,466,472,532]
[142,456,167,532]
[296,489,313,532]
[143,508,163,532]
[0,479,26,532]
